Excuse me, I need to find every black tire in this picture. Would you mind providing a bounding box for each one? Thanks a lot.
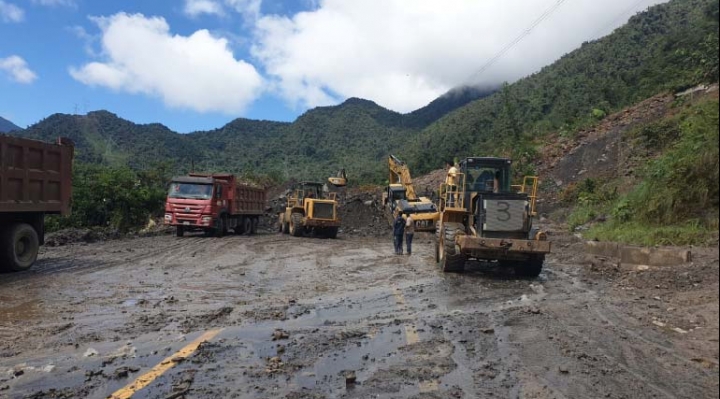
[1,223,39,272]
[215,215,227,237]
[282,219,290,234]
[176,226,185,237]
[250,217,258,235]
[244,217,253,236]
[437,222,466,273]
[234,218,245,235]
[290,213,304,237]
[515,255,544,278]
[326,227,338,239]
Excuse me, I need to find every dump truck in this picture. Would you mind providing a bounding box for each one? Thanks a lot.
[382,155,439,232]
[278,181,341,238]
[0,135,74,271]
[164,173,266,237]
[435,157,551,277]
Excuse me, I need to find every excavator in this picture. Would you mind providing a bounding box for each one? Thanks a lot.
[382,155,440,232]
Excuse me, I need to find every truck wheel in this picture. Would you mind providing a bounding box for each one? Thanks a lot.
[216,215,227,237]
[244,217,253,236]
[326,227,338,239]
[234,218,245,235]
[437,222,466,273]
[176,226,185,237]
[290,213,304,237]
[516,255,544,278]
[282,218,290,234]
[1,223,39,272]
[251,217,258,235]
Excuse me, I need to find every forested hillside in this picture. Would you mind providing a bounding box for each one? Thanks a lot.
[407,0,719,175]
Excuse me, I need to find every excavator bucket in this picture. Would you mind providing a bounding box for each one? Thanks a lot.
[328,168,348,187]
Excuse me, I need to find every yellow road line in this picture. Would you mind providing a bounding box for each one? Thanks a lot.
[109,329,223,399]
[393,287,407,307]
[404,324,420,345]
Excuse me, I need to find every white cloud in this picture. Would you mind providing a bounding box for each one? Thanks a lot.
[0,55,37,83]
[0,1,24,23]
[225,0,262,21]
[251,0,670,113]
[184,0,224,18]
[70,13,265,114]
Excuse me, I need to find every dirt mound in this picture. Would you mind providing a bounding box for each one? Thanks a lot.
[339,192,389,237]
[45,228,122,247]
[412,169,445,197]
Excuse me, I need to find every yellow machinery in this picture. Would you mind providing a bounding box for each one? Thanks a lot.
[278,181,341,239]
[328,168,348,187]
[435,157,551,277]
[382,155,440,232]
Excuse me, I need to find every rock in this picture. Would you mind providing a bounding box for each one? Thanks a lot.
[559,365,570,374]
[272,329,289,341]
[481,327,495,334]
[345,370,357,386]
[672,327,689,334]
[83,348,99,357]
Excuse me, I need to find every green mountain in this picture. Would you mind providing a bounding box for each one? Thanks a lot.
[11,0,719,184]
[16,86,495,182]
[0,116,21,132]
[406,0,719,175]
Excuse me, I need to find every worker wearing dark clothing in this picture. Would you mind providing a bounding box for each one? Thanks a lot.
[393,214,405,255]
[405,214,415,256]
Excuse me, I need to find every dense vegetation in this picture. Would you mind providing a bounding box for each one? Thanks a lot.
[406,0,719,176]
[567,97,719,245]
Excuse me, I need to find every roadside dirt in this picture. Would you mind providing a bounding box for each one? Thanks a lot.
[0,225,716,398]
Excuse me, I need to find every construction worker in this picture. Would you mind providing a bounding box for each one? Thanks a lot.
[405,213,415,255]
[446,160,459,207]
[393,213,405,255]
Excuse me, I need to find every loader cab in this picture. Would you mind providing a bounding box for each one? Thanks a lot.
[293,182,324,205]
[460,157,512,194]
[385,184,407,211]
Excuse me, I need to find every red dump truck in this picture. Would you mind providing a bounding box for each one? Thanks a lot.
[0,135,74,271]
[164,173,266,237]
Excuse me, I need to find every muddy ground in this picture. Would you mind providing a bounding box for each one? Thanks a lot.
[0,225,717,399]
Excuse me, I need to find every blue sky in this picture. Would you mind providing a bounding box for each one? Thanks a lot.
[1,0,668,133]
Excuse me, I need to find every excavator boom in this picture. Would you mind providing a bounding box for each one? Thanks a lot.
[388,155,417,200]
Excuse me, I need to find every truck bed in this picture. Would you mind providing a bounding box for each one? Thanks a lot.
[232,185,266,215]
[0,135,74,215]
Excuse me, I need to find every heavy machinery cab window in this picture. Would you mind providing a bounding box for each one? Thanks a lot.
[463,163,511,193]
[168,183,214,200]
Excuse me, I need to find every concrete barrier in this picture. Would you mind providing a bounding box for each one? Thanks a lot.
[584,241,691,268]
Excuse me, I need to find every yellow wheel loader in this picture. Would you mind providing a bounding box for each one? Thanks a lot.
[278,181,341,239]
[435,157,551,277]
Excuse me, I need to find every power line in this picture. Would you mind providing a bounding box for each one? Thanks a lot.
[588,0,649,40]
[466,0,570,84]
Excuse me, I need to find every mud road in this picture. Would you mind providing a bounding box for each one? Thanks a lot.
[0,229,718,399]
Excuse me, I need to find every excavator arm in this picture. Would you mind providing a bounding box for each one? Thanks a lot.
[388,155,418,200]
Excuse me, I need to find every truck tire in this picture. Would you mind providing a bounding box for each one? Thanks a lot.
[251,217,258,235]
[216,215,228,237]
[234,218,245,235]
[1,223,39,272]
[326,227,339,239]
[176,226,185,237]
[437,222,466,273]
[515,255,544,278]
[290,213,304,237]
[244,217,253,236]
